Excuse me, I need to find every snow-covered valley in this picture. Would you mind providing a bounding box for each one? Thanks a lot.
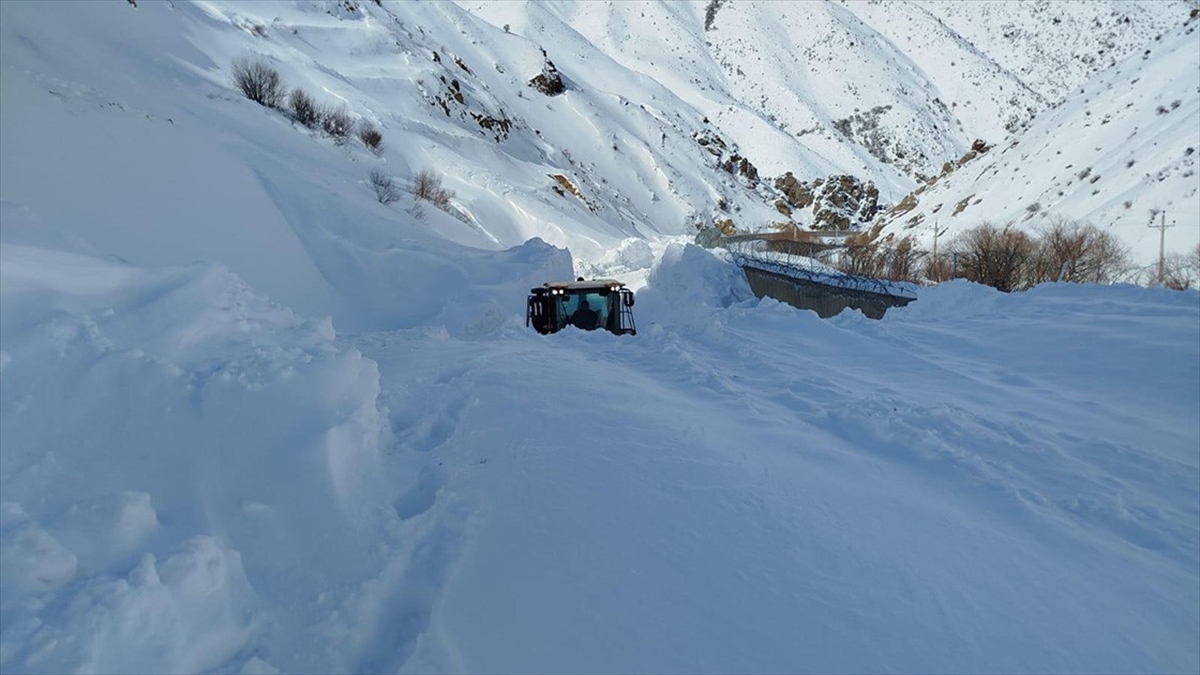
[1,1,1198,673]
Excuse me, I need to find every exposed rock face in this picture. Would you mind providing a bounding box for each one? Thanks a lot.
[694,129,728,156]
[775,172,814,210]
[471,112,513,142]
[943,138,992,175]
[721,155,759,182]
[775,172,883,232]
[529,51,565,96]
[425,73,514,142]
[812,175,881,231]
[695,130,759,185]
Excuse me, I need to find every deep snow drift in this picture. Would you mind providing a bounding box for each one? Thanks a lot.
[1,1,1198,673]
[2,242,1198,673]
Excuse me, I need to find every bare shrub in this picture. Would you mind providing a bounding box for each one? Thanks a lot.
[231,57,285,108]
[369,169,402,205]
[838,232,886,277]
[884,237,920,281]
[319,104,353,141]
[358,120,384,153]
[289,88,320,128]
[1030,217,1131,284]
[952,222,1036,292]
[413,169,441,201]
[836,236,922,282]
[1159,243,1200,290]
[413,169,455,210]
[923,253,953,283]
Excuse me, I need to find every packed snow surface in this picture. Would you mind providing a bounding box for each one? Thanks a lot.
[1,1,1198,673]
[3,242,1198,673]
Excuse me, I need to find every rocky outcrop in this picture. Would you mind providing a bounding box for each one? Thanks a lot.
[940,138,992,175]
[774,172,883,232]
[529,50,565,96]
[424,74,514,142]
[775,172,814,210]
[695,130,760,185]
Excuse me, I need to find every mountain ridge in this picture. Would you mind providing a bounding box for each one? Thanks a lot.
[1,0,1194,283]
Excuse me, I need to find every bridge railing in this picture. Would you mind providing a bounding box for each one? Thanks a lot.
[720,237,918,300]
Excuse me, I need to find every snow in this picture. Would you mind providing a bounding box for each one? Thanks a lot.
[875,13,1200,267]
[461,0,1185,199]
[4,238,1197,673]
[0,246,389,672]
[1,1,1198,673]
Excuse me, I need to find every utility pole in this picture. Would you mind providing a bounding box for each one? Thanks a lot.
[1149,210,1174,283]
[932,223,940,281]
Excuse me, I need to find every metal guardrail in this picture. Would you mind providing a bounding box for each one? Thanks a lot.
[720,238,918,300]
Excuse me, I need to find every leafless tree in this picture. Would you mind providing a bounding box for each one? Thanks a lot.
[1159,243,1200,290]
[1030,216,1130,284]
[923,252,952,283]
[838,232,886,277]
[953,222,1035,292]
[884,237,920,281]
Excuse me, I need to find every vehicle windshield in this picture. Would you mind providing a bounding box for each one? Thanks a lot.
[559,291,612,331]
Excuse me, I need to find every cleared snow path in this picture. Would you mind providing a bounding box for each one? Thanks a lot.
[1,0,1196,671]
[341,248,1199,674]
[2,242,1197,673]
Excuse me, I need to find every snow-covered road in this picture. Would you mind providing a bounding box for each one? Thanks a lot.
[2,1,1197,671]
[2,242,1197,673]
[338,249,1200,673]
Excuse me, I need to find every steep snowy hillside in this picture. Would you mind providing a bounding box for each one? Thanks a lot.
[873,14,1200,269]
[3,0,1189,278]
[0,0,778,306]
[3,2,1199,673]
[912,0,1189,105]
[460,0,1186,201]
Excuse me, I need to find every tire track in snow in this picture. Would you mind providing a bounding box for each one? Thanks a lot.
[333,494,470,674]
[337,330,483,672]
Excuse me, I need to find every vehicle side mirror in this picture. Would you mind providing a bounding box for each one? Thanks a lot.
[623,291,635,307]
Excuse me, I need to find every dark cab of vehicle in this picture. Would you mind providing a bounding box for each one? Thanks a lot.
[526,278,636,336]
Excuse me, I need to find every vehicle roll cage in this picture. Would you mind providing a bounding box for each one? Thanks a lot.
[526,279,636,336]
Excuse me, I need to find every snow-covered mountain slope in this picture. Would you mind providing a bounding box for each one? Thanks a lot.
[4,0,1187,291]
[451,0,1194,261]
[912,0,1187,105]
[872,14,1200,268]
[460,0,1186,196]
[0,0,778,307]
[2,1,1199,673]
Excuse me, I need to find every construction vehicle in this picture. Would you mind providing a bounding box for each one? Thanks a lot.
[527,278,636,336]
